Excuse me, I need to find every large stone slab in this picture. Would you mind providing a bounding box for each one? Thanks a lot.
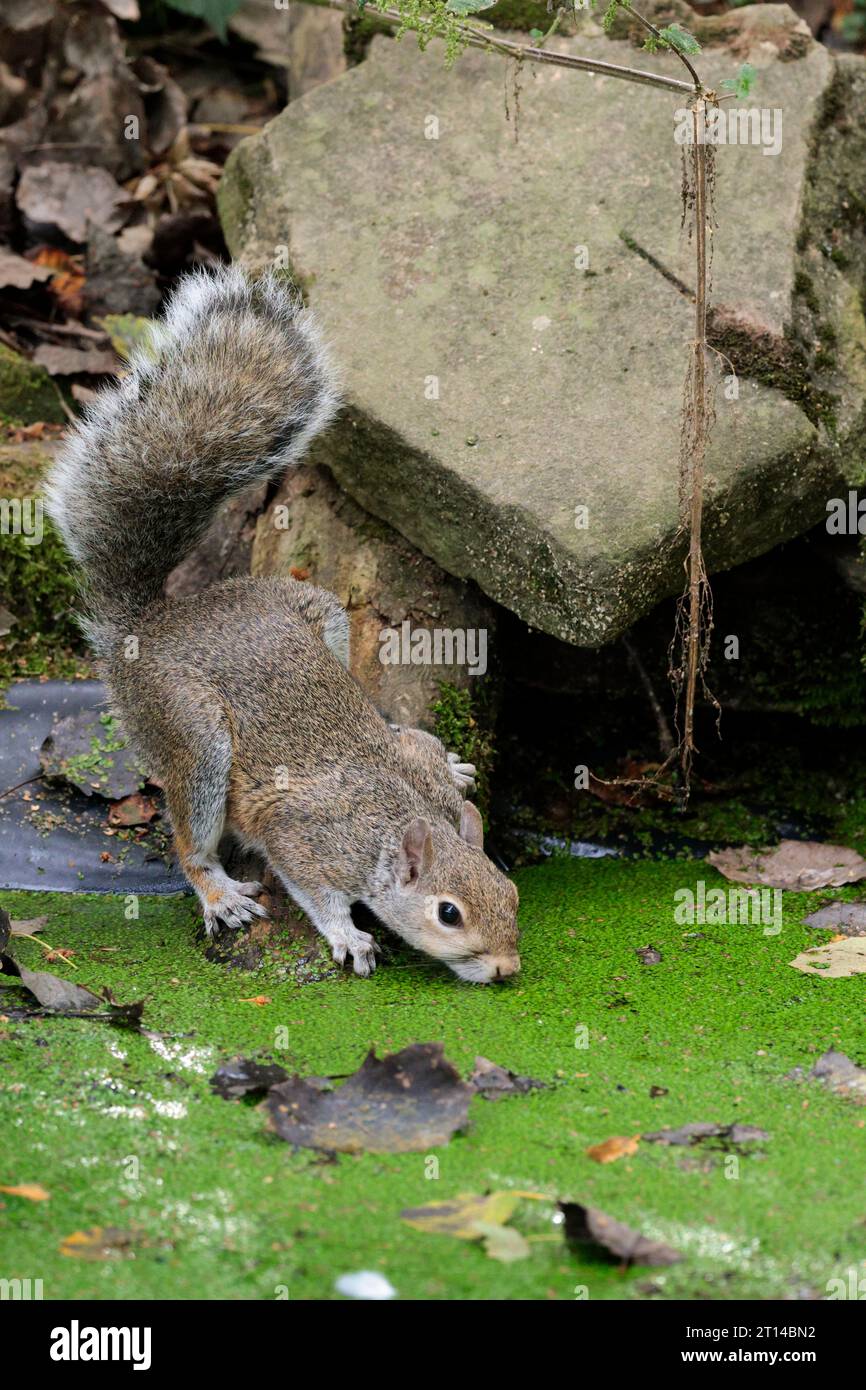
[220,7,861,645]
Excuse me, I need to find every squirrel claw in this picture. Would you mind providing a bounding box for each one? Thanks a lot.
[203,884,270,935]
[447,751,477,792]
[330,927,379,977]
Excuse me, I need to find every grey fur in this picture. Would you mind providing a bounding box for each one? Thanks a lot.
[45,266,520,981]
[46,265,340,647]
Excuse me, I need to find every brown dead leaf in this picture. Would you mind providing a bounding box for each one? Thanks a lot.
[5,421,62,443]
[586,1134,641,1164]
[0,1182,50,1202]
[469,1055,546,1100]
[107,792,158,827]
[789,1049,866,1102]
[31,246,87,317]
[560,1202,682,1267]
[0,248,51,290]
[59,1227,137,1260]
[132,56,187,157]
[10,916,48,936]
[636,946,662,965]
[708,840,866,892]
[17,163,130,244]
[33,345,118,377]
[268,1043,473,1154]
[803,901,866,937]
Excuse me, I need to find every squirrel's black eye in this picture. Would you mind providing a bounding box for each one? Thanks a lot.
[438,901,462,927]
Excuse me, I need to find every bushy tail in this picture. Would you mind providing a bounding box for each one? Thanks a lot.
[46,265,340,648]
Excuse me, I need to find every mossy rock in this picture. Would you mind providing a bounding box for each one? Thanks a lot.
[0,438,57,497]
[432,680,498,820]
[0,440,90,688]
[486,0,577,32]
[0,345,66,427]
[0,515,87,687]
[222,19,845,646]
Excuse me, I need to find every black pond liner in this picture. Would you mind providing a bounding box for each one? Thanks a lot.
[0,679,186,894]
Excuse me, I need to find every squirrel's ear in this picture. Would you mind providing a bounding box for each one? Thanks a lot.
[460,801,484,850]
[398,818,434,885]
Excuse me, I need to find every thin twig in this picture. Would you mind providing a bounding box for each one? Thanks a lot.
[681,98,709,796]
[6,317,109,342]
[0,776,42,802]
[618,2,701,89]
[622,635,675,760]
[328,1,699,94]
[14,934,79,970]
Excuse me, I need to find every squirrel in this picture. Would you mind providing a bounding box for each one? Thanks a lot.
[46,265,520,983]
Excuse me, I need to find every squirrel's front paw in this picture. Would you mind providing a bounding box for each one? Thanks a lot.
[331,925,380,978]
[203,882,269,935]
[447,751,476,793]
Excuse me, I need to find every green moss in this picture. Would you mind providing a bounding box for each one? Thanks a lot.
[432,679,497,818]
[344,10,394,64]
[707,309,836,429]
[216,145,256,256]
[2,859,865,1300]
[793,270,821,318]
[0,346,67,428]
[485,0,570,31]
[0,514,90,691]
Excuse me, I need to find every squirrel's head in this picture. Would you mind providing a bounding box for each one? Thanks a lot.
[369,804,520,983]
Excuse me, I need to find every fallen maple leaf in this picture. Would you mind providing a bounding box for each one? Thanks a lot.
[586,1134,641,1164]
[0,1182,50,1202]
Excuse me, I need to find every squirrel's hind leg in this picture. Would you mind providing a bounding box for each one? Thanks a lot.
[274,581,350,668]
[391,725,477,795]
[163,715,268,935]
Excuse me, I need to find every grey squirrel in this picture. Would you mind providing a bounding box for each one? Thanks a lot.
[47,266,520,982]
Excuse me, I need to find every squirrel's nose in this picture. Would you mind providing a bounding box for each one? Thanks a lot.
[491,955,520,981]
